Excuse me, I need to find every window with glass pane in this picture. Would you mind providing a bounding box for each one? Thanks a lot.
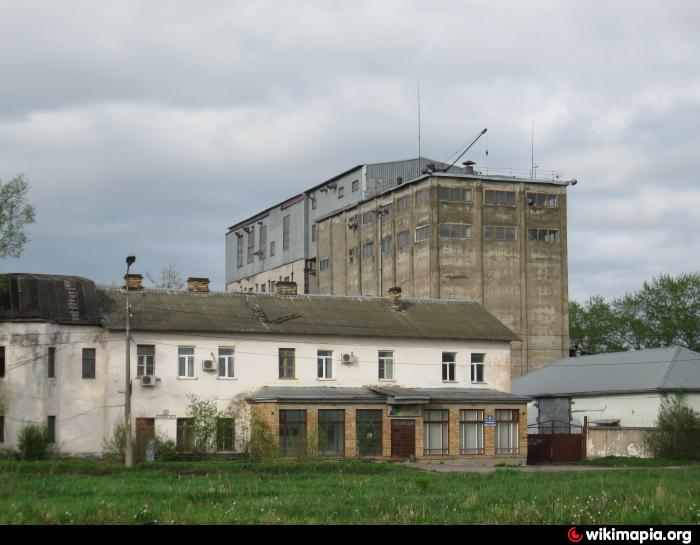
[423,409,449,455]
[247,229,255,264]
[176,418,194,451]
[282,215,290,251]
[382,236,392,255]
[442,352,456,382]
[496,409,519,454]
[48,346,56,378]
[415,188,430,207]
[415,225,431,242]
[47,416,56,443]
[356,409,382,456]
[82,348,96,379]
[471,353,485,383]
[378,351,394,380]
[236,236,243,268]
[397,196,410,211]
[363,242,374,257]
[216,417,235,451]
[318,409,344,456]
[279,348,295,379]
[460,410,484,454]
[317,350,333,379]
[279,409,306,456]
[218,347,234,378]
[398,230,410,249]
[178,346,195,377]
[137,345,155,377]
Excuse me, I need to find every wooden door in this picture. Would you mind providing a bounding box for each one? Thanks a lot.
[391,419,416,459]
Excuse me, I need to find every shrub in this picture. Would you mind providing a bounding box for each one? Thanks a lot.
[102,421,126,462]
[155,436,178,461]
[186,394,219,457]
[17,424,55,460]
[645,394,700,460]
[248,416,278,461]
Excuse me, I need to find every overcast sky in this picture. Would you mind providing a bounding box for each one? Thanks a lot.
[1,1,698,301]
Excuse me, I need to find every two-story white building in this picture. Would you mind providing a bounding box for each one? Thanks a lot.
[0,273,529,463]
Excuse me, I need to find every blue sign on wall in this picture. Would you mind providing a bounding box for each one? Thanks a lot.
[484,415,496,427]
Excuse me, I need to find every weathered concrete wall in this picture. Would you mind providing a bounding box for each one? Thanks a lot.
[586,427,653,459]
[316,175,569,378]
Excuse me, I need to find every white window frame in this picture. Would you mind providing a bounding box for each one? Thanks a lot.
[218,347,235,379]
[378,351,394,380]
[415,224,431,243]
[137,344,155,378]
[442,352,456,382]
[178,346,196,378]
[317,350,333,380]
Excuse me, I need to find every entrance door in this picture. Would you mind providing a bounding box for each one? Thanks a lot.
[391,419,416,459]
[135,418,155,462]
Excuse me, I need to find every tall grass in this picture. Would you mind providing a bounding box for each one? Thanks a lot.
[0,459,698,524]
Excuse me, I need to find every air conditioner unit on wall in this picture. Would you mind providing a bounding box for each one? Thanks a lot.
[140,375,155,387]
[341,353,355,364]
[202,359,216,372]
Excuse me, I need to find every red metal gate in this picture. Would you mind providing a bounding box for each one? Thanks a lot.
[527,421,585,463]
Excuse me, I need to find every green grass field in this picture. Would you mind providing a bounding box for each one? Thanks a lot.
[0,459,698,524]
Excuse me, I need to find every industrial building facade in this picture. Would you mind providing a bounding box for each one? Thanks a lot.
[226,158,576,377]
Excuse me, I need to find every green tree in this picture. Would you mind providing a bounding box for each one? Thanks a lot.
[186,393,219,457]
[645,394,700,460]
[615,273,700,352]
[570,272,700,353]
[0,174,36,258]
[569,295,626,354]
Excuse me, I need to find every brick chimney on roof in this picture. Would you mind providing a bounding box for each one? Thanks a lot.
[388,286,403,311]
[124,273,143,290]
[275,281,297,296]
[187,277,210,293]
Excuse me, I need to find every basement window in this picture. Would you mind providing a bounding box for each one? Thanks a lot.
[47,416,56,444]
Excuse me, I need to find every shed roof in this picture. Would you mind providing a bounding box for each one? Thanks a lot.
[512,346,700,398]
[246,386,529,404]
[0,273,101,325]
[96,288,519,342]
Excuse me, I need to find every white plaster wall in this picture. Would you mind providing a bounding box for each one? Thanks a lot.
[526,393,700,428]
[0,322,109,455]
[569,393,700,428]
[2,321,513,455]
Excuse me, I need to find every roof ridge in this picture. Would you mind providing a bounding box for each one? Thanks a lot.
[660,345,684,389]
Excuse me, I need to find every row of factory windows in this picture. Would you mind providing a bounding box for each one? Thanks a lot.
[236,189,559,268]
[316,226,560,269]
[0,346,488,385]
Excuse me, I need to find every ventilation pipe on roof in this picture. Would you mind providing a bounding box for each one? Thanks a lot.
[388,286,403,311]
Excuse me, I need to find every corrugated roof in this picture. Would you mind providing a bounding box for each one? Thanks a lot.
[246,386,529,404]
[512,346,700,397]
[96,288,519,342]
[0,273,101,325]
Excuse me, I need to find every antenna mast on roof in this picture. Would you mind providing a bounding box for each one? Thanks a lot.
[417,81,421,173]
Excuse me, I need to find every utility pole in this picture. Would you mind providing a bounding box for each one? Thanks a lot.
[124,254,135,468]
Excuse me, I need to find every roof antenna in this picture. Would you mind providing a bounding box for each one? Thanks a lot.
[417,81,421,173]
